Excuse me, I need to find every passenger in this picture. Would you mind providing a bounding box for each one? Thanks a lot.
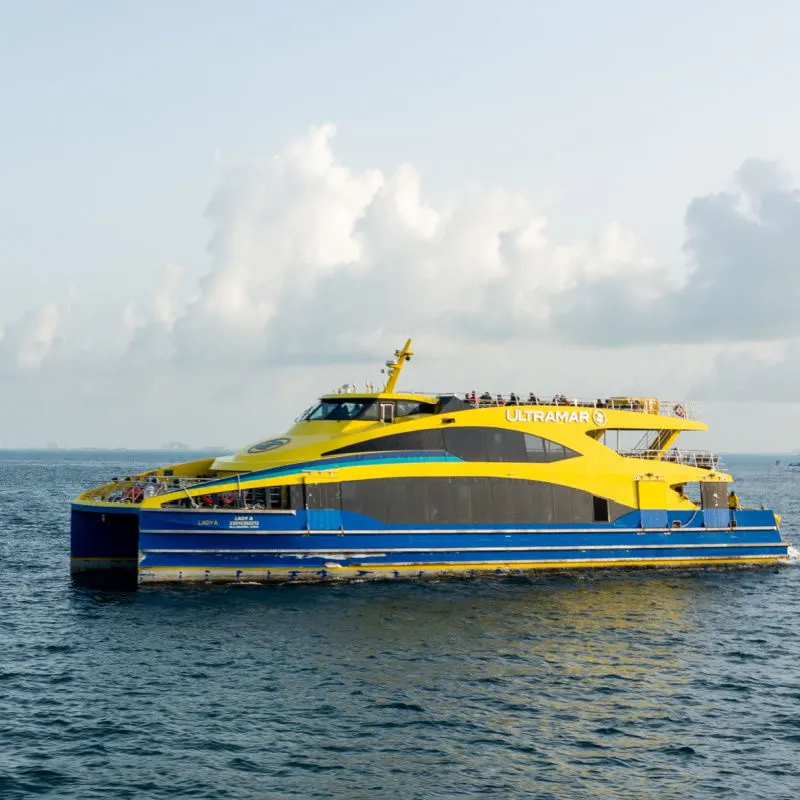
[509,392,519,405]
[496,394,505,406]
[528,392,538,405]
[479,392,492,406]
[469,391,478,407]
[596,398,605,408]
[728,491,740,510]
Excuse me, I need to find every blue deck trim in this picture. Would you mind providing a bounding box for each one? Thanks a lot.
[198,450,463,489]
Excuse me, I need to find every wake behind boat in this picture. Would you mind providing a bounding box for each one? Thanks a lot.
[71,340,790,584]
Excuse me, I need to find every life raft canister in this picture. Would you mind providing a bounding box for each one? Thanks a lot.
[124,484,144,503]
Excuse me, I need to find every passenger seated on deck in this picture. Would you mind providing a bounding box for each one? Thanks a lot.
[496,394,505,406]
[508,392,519,405]
[528,392,538,405]
[468,391,478,407]
[596,398,606,408]
[479,392,492,406]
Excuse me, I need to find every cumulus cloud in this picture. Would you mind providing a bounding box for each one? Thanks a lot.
[0,300,66,375]
[2,124,800,447]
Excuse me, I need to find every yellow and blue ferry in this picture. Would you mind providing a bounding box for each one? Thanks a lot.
[71,340,789,584]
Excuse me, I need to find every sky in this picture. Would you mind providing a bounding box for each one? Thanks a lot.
[2,0,800,452]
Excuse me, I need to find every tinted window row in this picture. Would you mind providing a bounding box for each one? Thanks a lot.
[325,426,579,463]
[337,477,628,526]
[303,399,438,421]
[162,485,301,510]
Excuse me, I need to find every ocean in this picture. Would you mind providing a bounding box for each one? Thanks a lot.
[1,451,799,799]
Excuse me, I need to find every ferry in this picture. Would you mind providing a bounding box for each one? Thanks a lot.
[71,340,789,584]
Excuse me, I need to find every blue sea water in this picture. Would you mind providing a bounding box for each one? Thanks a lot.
[1,450,799,799]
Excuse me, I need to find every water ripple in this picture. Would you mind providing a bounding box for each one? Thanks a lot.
[1,451,799,798]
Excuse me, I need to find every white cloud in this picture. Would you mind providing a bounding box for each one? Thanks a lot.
[2,125,800,447]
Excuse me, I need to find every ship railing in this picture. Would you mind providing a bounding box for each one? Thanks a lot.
[416,392,697,420]
[86,476,217,504]
[620,448,720,469]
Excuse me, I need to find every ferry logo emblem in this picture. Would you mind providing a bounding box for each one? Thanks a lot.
[247,436,291,454]
[592,410,607,425]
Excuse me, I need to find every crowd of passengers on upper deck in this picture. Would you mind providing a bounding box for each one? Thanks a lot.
[464,392,649,411]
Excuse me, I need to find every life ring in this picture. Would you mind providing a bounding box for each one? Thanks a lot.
[124,484,144,503]
[220,491,237,507]
[675,404,687,418]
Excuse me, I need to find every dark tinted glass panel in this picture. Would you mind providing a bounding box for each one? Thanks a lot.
[395,400,438,417]
[593,496,610,523]
[701,481,728,509]
[306,482,341,510]
[443,428,487,462]
[485,428,527,462]
[304,400,378,421]
[338,477,631,526]
[326,426,577,463]
[524,433,579,463]
[289,484,305,510]
[384,479,409,522]
[468,478,494,524]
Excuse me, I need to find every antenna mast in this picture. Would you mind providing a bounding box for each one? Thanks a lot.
[382,338,414,393]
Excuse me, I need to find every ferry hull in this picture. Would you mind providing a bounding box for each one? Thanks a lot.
[71,505,789,584]
[70,505,139,572]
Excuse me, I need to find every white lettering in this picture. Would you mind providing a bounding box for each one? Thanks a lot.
[503,408,593,423]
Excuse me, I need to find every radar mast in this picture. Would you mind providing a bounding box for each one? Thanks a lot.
[382,338,414,393]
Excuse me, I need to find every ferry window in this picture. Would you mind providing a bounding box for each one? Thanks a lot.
[395,400,438,417]
[593,496,610,523]
[324,430,446,456]
[338,477,633,526]
[326,427,578,462]
[304,400,379,421]
[306,482,341,510]
[525,434,579,463]
[443,428,487,462]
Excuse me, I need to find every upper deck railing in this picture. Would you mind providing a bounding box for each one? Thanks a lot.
[85,476,216,504]
[407,392,698,421]
[621,448,720,470]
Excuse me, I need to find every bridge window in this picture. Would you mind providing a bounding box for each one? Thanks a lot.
[395,400,438,417]
[303,399,379,421]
